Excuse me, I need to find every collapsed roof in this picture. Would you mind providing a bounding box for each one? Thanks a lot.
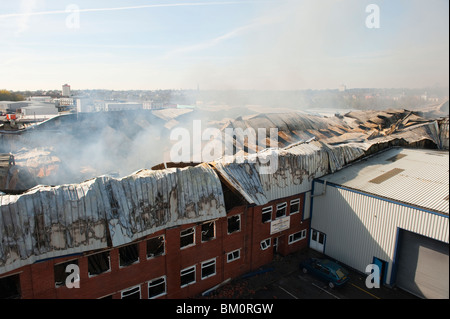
[0,108,447,274]
[0,163,225,274]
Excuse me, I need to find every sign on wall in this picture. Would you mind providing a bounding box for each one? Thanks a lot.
[270,216,290,234]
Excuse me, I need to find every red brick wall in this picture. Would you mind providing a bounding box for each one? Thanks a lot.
[1,193,310,299]
[249,194,310,269]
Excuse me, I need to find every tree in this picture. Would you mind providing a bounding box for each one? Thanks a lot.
[0,90,25,101]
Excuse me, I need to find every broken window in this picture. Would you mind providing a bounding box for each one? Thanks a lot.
[260,238,271,250]
[54,260,79,288]
[146,236,165,259]
[262,206,272,223]
[227,249,240,263]
[276,202,287,218]
[201,221,216,242]
[148,276,166,299]
[119,243,139,267]
[180,227,195,248]
[290,199,300,215]
[180,265,196,287]
[88,251,110,276]
[227,214,241,234]
[201,258,216,279]
[121,285,141,299]
[0,274,21,299]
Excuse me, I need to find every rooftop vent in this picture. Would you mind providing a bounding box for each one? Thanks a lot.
[369,168,405,184]
[386,154,407,162]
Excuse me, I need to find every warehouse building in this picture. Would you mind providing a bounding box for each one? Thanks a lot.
[0,109,447,299]
[0,160,310,299]
[310,147,449,299]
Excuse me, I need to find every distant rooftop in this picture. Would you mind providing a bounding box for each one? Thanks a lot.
[319,147,449,214]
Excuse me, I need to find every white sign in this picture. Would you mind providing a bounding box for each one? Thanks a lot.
[270,216,290,234]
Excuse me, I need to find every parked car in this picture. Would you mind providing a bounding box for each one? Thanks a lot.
[300,258,349,288]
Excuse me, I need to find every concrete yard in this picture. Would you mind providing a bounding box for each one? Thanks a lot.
[200,248,418,300]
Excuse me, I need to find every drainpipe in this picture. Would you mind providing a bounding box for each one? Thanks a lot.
[311,180,327,198]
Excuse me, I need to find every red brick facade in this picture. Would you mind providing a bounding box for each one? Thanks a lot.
[0,193,310,299]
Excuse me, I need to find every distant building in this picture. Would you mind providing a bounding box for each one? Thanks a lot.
[0,101,30,114]
[338,84,347,92]
[75,98,94,113]
[54,98,76,113]
[21,102,59,117]
[62,84,71,97]
[105,102,143,111]
[27,96,53,103]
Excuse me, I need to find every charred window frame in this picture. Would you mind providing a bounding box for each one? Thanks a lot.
[119,243,139,267]
[180,227,195,249]
[227,249,241,263]
[88,251,110,277]
[180,265,196,287]
[201,221,216,242]
[201,258,216,280]
[276,202,287,218]
[261,206,272,223]
[0,274,21,299]
[260,238,271,250]
[54,259,79,288]
[290,199,300,215]
[121,285,141,299]
[146,235,165,259]
[148,276,166,299]
[227,214,241,234]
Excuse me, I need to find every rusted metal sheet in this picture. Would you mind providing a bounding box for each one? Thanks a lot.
[438,117,449,150]
[219,109,440,157]
[210,117,442,207]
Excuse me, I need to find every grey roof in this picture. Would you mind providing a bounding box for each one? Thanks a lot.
[319,147,449,214]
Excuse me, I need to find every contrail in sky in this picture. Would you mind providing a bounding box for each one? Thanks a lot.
[0,1,266,19]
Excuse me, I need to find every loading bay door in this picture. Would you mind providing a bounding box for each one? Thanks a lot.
[395,229,449,299]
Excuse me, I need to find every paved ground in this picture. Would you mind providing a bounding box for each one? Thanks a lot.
[200,249,417,299]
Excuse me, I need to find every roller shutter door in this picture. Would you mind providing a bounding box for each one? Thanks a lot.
[395,230,449,299]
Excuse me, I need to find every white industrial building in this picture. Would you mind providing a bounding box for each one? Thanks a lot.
[0,101,30,113]
[310,147,449,299]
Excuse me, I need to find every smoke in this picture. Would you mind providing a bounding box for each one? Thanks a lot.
[2,105,249,188]
[180,0,449,91]
[2,111,175,187]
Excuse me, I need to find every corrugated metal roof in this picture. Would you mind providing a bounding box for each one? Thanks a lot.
[211,119,443,208]
[106,163,226,247]
[319,147,449,214]
[0,177,110,274]
[0,163,226,274]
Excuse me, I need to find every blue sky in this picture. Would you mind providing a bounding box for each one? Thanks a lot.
[0,0,448,91]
